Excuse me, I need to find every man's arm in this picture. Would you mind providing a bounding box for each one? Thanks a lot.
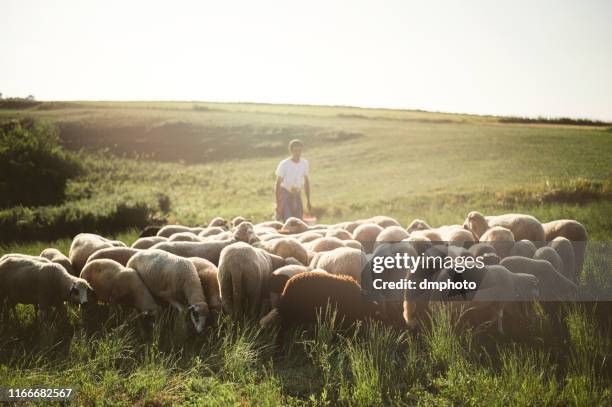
[275,176,283,216]
[304,175,311,213]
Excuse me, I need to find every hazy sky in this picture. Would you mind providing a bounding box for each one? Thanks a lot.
[2,0,611,120]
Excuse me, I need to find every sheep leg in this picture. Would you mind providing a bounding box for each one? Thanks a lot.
[497,308,505,335]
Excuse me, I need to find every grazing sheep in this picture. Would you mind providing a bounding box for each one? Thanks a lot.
[188,257,222,316]
[168,232,202,242]
[157,225,201,238]
[352,223,384,253]
[376,226,410,245]
[479,226,515,258]
[80,259,158,315]
[311,247,367,284]
[345,240,363,250]
[534,247,564,275]
[151,239,235,266]
[403,236,433,255]
[208,217,228,229]
[87,247,140,267]
[297,231,326,243]
[325,229,353,240]
[198,227,226,238]
[256,237,309,266]
[369,215,401,228]
[464,211,545,242]
[341,221,365,234]
[406,219,432,233]
[40,248,75,276]
[268,264,312,308]
[233,221,260,244]
[69,233,116,274]
[218,242,286,318]
[0,256,92,320]
[260,271,380,329]
[131,236,168,250]
[409,229,443,243]
[509,240,537,258]
[500,256,577,301]
[127,250,209,333]
[445,228,477,248]
[305,237,347,253]
[549,237,576,282]
[542,220,588,279]
[256,220,283,230]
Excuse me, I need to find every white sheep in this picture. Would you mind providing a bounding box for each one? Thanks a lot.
[352,223,384,253]
[168,232,202,242]
[464,211,545,242]
[86,247,140,267]
[548,237,576,282]
[542,220,587,280]
[131,236,168,250]
[40,248,75,276]
[127,249,209,333]
[310,247,367,284]
[69,233,118,274]
[255,237,309,266]
[479,226,515,258]
[508,240,537,258]
[188,257,222,317]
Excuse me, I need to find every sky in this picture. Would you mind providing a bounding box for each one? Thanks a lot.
[2,0,611,120]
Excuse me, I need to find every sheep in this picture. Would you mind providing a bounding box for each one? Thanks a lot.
[260,271,380,329]
[131,236,168,250]
[368,215,401,228]
[1,253,52,263]
[168,232,202,242]
[126,249,209,333]
[463,211,545,242]
[233,221,260,244]
[198,227,226,238]
[429,264,539,334]
[406,219,432,233]
[256,220,283,230]
[79,259,158,315]
[69,233,117,274]
[345,240,363,251]
[157,225,201,238]
[409,229,443,243]
[469,243,497,258]
[255,237,309,266]
[542,220,588,279]
[280,217,310,234]
[217,242,286,318]
[0,256,92,321]
[310,247,368,284]
[375,226,410,245]
[352,223,384,253]
[204,231,233,241]
[40,248,75,276]
[341,221,365,234]
[188,257,222,317]
[86,247,140,267]
[549,237,576,282]
[208,217,228,229]
[500,256,577,301]
[268,264,312,308]
[231,216,250,227]
[509,240,537,258]
[305,237,347,253]
[325,228,353,240]
[479,226,515,258]
[150,239,235,266]
[534,247,564,275]
[297,231,326,243]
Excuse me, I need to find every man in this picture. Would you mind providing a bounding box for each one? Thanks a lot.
[275,139,311,222]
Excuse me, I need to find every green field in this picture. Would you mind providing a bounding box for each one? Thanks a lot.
[0,101,611,405]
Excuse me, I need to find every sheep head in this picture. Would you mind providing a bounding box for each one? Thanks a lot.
[406,219,431,233]
[69,278,93,304]
[188,302,209,333]
[464,211,488,238]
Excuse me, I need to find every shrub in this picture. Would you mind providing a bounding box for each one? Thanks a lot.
[0,118,82,208]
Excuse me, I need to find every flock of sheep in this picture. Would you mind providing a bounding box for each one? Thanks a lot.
[0,212,588,335]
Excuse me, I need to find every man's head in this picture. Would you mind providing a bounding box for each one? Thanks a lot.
[288,139,304,160]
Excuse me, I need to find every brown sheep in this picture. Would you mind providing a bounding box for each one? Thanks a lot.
[80,259,158,315]
[0,256,92,320]
[267,264,312,308]
[218,242,286,318]
[260,271,380,329]
[131,236,168,250]
[188,257,222,317]
[40,248,75,276]
[87,247,140,267]
[352,223,384,253]
[549,237,576,282]
[127,249,209,333]
[464,211,545,242]
[542,220,587,279]
[479,226,515,258]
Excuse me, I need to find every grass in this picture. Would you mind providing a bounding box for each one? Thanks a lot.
[0,101,611,404]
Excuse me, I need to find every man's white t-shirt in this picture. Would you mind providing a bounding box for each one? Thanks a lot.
[276,158,309,191]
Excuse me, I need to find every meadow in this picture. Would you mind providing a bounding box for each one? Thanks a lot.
[0,101,610,405]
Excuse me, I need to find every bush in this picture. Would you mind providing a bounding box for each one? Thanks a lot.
[0,118,82,208]
[0,197,154,243]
